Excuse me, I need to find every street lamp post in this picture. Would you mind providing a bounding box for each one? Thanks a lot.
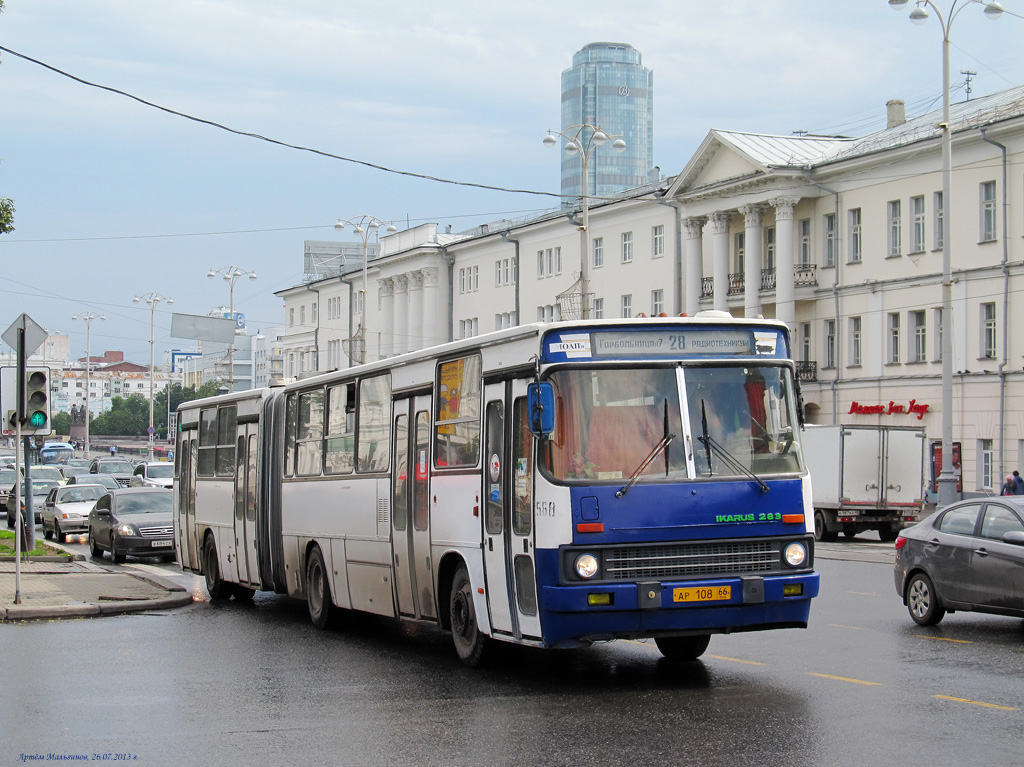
[72,311,105,458]
[889,0,1003,507]
[207,266,257,391]
[133,292,173,455]
[334,215,396,364]
[543,124,626,319]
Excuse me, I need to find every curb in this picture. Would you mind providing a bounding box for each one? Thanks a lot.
[0,592,194,622]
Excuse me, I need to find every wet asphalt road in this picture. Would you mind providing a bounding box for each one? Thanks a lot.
[3,536,1022,767]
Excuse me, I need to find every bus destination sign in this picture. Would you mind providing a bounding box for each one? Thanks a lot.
[543,327,784,362]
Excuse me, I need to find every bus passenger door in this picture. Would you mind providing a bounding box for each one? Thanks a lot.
[482,384,514,636]
[509,384,541,639]
[392,398,417,618]
[178,432,198,571]
[410,397,435,619]
[233,423,259,587]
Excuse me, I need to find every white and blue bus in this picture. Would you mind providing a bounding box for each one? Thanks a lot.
[174,315,819,665]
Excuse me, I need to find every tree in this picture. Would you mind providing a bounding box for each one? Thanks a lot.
[90,395,150,437]
[51,411,71,436]
[153,380,224,437]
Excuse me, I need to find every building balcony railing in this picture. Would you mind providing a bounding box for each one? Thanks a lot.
[699,264,819,299]
[795,360,817,382]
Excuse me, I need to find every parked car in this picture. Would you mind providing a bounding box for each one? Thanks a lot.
[58,465,91,482]
[88,487,175,563]
[25,465,67,485]
[67,473,121,491]
[88,458,136,487]
[895,497,1024,626]
[131,461,174,488]
[0,467,17,514]
[41,483,107,542]
[5,479,62,527]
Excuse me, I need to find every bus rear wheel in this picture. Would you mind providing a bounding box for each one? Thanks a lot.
[203,536,232,600]
[655,634,711,661]
[450,564,489,667]
[305,546,336,629]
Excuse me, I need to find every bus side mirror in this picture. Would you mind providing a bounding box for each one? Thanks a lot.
[527,382,555,436]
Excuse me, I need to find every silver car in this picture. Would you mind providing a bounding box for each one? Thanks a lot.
[42,484,108,542]
[131,461,174,488]
[895,497,1024,625]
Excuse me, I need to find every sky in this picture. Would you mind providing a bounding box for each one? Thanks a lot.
[1,0,1023,366]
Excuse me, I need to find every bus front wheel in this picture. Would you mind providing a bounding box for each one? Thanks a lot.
[203,536,232,601]
[450,564,489,667]
[655,634,711,661]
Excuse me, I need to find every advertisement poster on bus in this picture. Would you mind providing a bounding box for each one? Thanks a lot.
[437,359,465,434]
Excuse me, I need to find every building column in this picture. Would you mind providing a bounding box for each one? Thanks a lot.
[421,267,441,350]
[393,274,409,356]
[741,205,763,319]
[379,278,395,359]
[407,270,424,352]
[772,197,798,328]
[683,217,706,316]
[708,212,730,312]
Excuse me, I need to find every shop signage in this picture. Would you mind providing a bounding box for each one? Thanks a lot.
[848,399,930,420]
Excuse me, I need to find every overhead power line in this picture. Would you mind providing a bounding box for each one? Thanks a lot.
[0,45,562,201]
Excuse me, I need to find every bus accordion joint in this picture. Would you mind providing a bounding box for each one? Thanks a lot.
[576,523,604,533]
[782,514,804,524]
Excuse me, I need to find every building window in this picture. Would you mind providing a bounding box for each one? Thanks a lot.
[537,248,562,278]
[734,232,745,273]
[798,219,811,265]
[849,316,862,366]
[289,308,295,327]
[887,200,901,257]
[800,323,811,363]
[981,181,997,242]
[651,225,665,258]
[824,213,836,267]
[651,289,664,316]
[459,318,479,339]
[981,302,997,358]
[494,258,512,287]
[312,303,317,323]
[848,208,862,263]
[593,297,604,319]
[912,310,927,363]
[593,237,604,268]
[934,191,944,249]
[537,305,557,322]
[981,438,994,490]
[620,294,632,318]
[824,319,836,369]
[911,195,926,253]
[300,305,306,326]
[888,312,901,364]
[621,232,633,263]
[764,227,776,271]
[459,266,479,293]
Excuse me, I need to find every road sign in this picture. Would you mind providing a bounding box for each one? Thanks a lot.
[2,313,47,355]
[148,426,156,435]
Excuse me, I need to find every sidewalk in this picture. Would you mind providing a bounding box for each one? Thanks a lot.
[0,551,194,621]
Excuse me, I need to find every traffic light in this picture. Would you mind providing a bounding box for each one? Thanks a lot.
[23,366,51,435]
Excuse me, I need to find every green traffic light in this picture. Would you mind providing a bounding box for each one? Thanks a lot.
[29,411,47,428]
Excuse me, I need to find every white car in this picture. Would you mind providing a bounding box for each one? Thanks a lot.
[131,461,174,488]
[41,484,107,542]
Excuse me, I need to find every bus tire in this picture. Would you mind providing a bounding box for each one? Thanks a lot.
[203,536,232,601]
[450,564,489,667]
[305,546,336,629]
[655,634,711,661]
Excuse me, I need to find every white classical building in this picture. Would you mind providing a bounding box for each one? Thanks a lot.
[276,85,1024,498]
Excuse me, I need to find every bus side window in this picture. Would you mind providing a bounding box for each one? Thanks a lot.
[325,383,355,475]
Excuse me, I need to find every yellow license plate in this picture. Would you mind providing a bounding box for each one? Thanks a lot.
[672,586,731,603]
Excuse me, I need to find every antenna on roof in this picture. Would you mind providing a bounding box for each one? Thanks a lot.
[961,70,977,101]
[792,129,808,137]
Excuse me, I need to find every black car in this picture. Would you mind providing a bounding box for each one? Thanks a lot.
[895,497,1024,625]
[88,487,175,563]
[87,458,136,488]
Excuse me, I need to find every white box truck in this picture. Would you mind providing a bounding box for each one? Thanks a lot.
[802,424,927,542]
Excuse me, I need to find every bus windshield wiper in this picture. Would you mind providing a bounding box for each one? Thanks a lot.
[616,433,675,499]
[697,399,769,493]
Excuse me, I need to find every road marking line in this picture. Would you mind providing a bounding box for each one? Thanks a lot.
[829,623,866,630]
[933,695,1018,711]
[707,655,764,666]
[847,591,879,596]
[807,673,881,686]
[916,634,972,644]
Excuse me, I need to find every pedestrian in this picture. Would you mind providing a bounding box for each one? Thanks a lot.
[109,444,116,457]
[1013,471,1024,495]
[1000,474,1015,496]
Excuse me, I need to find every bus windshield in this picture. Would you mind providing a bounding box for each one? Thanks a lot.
[543,364,802,484]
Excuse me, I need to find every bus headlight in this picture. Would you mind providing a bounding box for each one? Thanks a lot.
[574,553,600,579]
[783,542,807,567]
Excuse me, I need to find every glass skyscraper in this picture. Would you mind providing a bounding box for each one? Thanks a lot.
[559,42,654,202]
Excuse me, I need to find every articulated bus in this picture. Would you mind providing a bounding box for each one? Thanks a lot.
[174,315,819,665]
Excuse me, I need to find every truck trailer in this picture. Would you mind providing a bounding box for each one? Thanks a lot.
[802,424,927,542]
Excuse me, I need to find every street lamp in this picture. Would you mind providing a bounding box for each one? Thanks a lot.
[334,215,396,364]
[133,292,173,454]
[71,311,105,458]
[889,0,1003,507]
[207,266,257,390]
[543,124,626,319]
